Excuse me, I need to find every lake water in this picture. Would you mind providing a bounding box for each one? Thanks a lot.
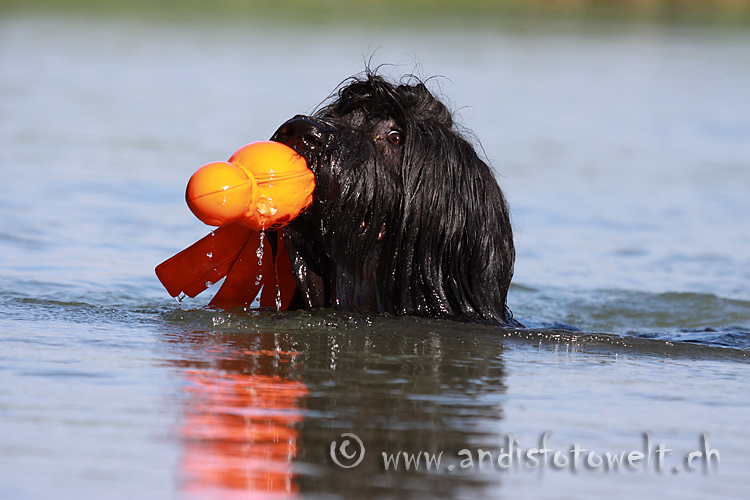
[1,11,749,500]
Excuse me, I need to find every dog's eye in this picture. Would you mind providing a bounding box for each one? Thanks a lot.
[387,130,402,145]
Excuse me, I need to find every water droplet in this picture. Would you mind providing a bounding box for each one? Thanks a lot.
[205,281,213,288]
[206,252,213,258]
[175,292,186,305]
[212,315,225,326]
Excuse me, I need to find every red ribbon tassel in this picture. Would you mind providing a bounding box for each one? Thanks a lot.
[155,223,297,310]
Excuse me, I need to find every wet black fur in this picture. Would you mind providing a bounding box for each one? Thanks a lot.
[273,71,517,325]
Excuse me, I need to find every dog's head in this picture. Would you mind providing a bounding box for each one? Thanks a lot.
[271,71,516,325]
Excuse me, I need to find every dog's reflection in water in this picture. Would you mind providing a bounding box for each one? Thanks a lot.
[178,339,306,498]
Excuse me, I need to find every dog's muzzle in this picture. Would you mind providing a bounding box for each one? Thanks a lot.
[271,115,334,156]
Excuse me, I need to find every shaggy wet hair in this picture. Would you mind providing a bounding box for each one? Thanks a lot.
[272,71,517,325]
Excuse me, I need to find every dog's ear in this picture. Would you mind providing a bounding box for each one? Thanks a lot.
[378,126,515,324]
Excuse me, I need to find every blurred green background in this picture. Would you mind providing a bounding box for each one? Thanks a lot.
[3,0,750,26]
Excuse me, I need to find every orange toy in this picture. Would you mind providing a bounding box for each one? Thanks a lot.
[186,141,314,231]
[156,140,314,309]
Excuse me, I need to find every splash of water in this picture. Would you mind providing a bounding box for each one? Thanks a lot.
[274,263,283,310]
[256,230,265,266]
[252,230,284,311]
[255,230,265,287]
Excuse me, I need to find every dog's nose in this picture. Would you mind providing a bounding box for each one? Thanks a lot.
[271,115,332,153]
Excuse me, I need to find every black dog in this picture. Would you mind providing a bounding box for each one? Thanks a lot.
[271,71,517,325]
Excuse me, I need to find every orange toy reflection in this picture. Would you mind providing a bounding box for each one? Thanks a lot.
[179,349,307,498]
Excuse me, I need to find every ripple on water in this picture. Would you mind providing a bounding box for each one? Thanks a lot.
[511,286,750,349]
